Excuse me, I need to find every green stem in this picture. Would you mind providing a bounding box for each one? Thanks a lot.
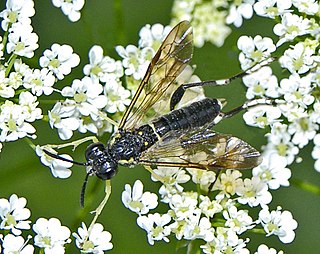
[291,178,320,195]
[2,30,8,47]
[211,218,227,228]
[249,228,266,234]
[24,137,36,150]
[5,53,17,77]
[1,30,8,59]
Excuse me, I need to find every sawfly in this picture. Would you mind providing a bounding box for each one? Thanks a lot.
[45,20,271,206]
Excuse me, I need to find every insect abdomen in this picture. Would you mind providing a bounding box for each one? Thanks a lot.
[152,98,221,137]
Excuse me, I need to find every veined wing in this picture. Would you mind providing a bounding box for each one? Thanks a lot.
[119,20,193,131]
[139,130,262,170]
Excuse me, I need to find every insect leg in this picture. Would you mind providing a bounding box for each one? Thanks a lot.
[170,71,248,110]
[221,98,274,119]
[144,166,166,183]
[204,98,274,130]
[170,58,276,110]
[85,180,112,241]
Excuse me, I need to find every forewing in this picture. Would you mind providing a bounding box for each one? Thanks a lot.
[119,20,193,130]
[140,130,262,170]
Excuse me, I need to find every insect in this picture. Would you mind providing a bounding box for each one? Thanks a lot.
[45,20,270,206]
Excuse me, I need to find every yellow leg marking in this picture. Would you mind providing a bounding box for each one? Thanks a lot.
[97,111,119,127]
[144,166,166,184]
[86,180,112,240]
[43,136,99,151]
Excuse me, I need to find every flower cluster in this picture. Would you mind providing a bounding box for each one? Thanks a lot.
[51,0,85,22]
[0,194,113,253]
[238,1,320,177]
[122,174,294,252]
[171,0,257,47]
[1,0,319,253]
[0,0,41,143]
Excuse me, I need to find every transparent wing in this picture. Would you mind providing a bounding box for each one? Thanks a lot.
[140,130,262,170]
[119,20,193,130]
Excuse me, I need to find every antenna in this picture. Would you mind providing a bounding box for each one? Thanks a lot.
[80,172,90,207]
[43,149,86,166]
[43,149,91,207]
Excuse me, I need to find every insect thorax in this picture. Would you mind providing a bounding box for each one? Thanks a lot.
[108,125,158,166]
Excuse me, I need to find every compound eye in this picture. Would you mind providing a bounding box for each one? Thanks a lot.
[85,142,105,160]
[96,161,118,180]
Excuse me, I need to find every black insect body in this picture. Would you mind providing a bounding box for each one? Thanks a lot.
[85,97,222,180]
[45,20,269,206]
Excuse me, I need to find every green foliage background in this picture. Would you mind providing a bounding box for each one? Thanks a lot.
[0,1,319,253]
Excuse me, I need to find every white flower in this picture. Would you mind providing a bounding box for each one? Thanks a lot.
[312,134,320,172]
[152,167,190,185]
[254,0,292,18]
[14,58,31,77]
[33,217,71,253]
[243,105,281,128]
[0,100,37,142]
[23,68,55,96]
[104,82,131,114]
[116,44,153,80]
[186,168,216,188]
[253,153,291,189]
[273,13,312,46]
[122,180,158,215]
[279,73,314,107]
[138,23,171,48]
[0,0,35,31]
[255,244,284,254]
[238,35,276,70]
[54,75,113,137]
[39,44,80,80]
[19,91,42,122]
[223,206,254,234]
[292,0,320,15]
[242,66,280,99]
[153,167,190,202]
[258,206,298,243]
[116,23,173,83]
[137,213,171,245]
[2,234,34,254]
[265,122,299,164]
[52,0,85,22]
[168,192,199,221]
[206,227,249,253]
[172,1,232,47]
[226,0,254,27]
[83,45,123,82]
[213,170,243,198]
[199,195,223,218]
[236,177,272,207]
[288,116,318,148]
[183,215,215,242]
[36,146,74,178]
[278,101,307,123]
[279,42,320,74]
[61,76,108,115]
[73,222,113,253]
[0,194,31,235]
[6,23,38,58]
[0,69,16,98]
[48,101,80,140]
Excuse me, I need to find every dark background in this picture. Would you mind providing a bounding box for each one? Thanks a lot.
[0,1,319,253]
